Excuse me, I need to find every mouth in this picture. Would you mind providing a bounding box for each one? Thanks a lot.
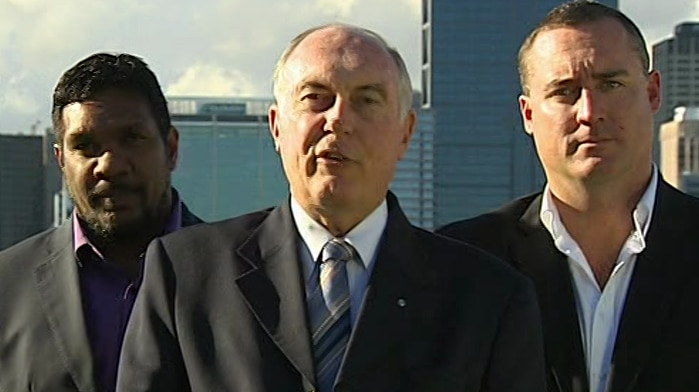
[316,149,348,163]
[89,185,140,208]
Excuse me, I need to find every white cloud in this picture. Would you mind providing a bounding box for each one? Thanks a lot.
[0,74,40,118]
[165,64,263,97]
[0,0,692,134]
[315,0,357,18]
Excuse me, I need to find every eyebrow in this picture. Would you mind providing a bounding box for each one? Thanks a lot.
[544,69,631,90]
[296,81,330,94]
[357,84,388,98]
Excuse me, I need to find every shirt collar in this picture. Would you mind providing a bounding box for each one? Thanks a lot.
[540,165,659,252]
[290,197,388,269]
[73,189,183,262]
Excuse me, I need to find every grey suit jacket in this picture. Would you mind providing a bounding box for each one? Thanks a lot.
[438,180,699,392]
[0,200,201,392]
[117,193,547,392]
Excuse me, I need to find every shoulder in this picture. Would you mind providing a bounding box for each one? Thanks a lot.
[415,226,528,288]
[438,193,538,235]
[435,193,540,257]
[658,181,699,214]
[0,226,65,268]
[158,207,274,251]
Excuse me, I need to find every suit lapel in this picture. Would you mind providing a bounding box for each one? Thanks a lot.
[33,221,96,392]
[337,194,436,385]
[609,181,690,392]
[516,196,588,392]
[235,203,316,387]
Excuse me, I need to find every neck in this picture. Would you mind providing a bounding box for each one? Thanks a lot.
[548,167,652,217]
[300,198,383,237]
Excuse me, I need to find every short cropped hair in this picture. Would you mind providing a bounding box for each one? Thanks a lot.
[272,23,413,119]
[52,53,171,143]
[518,0,649,95]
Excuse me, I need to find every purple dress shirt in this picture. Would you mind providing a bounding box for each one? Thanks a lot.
[74,200,182,392]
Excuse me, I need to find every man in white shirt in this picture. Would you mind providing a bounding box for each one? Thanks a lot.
[439,1,699,392]
[116,23,547,392]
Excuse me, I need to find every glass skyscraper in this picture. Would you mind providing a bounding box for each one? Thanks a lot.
[170,97,288,222]
[422,0,618,226]
[0,132,61,249]
[170,95,436,227]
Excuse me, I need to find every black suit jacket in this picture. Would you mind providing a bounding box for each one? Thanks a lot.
[117,194,547,392]
[0,200,201,392]
[438,180,699,392]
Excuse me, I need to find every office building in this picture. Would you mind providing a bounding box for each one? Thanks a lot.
[169,97,287,222]
[0,132,61,250]
[393,93,435,229]
[659,106,699,197]
[653,22,699,153]
[170,95,436,228]
[421,0,617,226]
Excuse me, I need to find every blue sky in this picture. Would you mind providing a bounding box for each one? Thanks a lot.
[0,0,692,133]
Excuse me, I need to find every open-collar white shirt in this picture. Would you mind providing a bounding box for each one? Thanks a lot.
[539,167,658,392]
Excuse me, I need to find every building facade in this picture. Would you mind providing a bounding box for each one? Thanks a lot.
[659,106,699,197]
[421,0,617,226]
[653,22,699,150]
[170,95,436,228]
[169,97,287,222]
[0,133,61,250]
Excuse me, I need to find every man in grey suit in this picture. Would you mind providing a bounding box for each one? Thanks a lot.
[0,53,202,392]
[439,2,699,392]
[117,24,547,392]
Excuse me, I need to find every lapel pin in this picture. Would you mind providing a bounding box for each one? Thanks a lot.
[396,298,407,308]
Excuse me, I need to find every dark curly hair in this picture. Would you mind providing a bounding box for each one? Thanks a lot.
[51,52,171,143]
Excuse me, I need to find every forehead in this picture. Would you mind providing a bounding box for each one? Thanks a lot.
[527,18,643,80]
[282,28,399,90]
[61,90,154,132]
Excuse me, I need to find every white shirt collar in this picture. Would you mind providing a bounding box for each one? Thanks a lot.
[540,165,659,252]
[290,197,388,268]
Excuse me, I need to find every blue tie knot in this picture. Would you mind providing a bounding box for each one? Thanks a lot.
[321,239,353,264]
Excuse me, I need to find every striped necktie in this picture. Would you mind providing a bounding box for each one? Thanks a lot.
[307,238,354,392]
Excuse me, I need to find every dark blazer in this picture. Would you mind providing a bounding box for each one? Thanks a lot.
[0,201,201,392]
[438,180,699,392]
[117,194,547,392]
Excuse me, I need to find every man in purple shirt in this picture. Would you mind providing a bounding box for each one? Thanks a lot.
[0,53,202,392]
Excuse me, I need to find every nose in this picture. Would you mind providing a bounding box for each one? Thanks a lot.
[575,88,604,126]
[93,150,129,180]
[324,97,351,134]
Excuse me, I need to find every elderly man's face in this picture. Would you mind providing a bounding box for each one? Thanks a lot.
[270,27,415,224]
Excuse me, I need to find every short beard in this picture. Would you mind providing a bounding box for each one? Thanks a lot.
[78,187,172,245]
[82,207,165,244]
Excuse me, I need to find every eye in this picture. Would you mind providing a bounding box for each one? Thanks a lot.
[300,92,334,111]
[360,95,380,104]
[546,86,581,104]
[600,80,623,91]
[70,140,100,157]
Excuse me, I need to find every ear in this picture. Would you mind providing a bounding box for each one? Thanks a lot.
[269,103,281,153]
[519,94,534,136]
[166,126,179,171]
[647,70,661,114]
[53,142,64,169]
[397,110,417,160]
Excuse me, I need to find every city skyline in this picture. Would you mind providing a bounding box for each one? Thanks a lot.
[0,0,695,134]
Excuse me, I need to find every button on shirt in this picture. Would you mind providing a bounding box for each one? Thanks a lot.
[74,200,182,392]
[539,168,658,392]
[291,198,387,327]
